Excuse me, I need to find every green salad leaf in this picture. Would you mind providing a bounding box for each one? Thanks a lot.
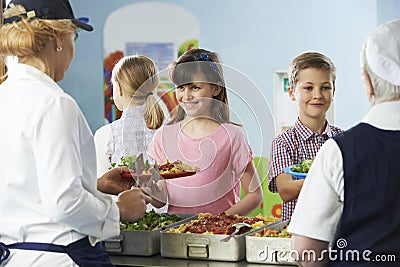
[291,159,314,173]
[109,155,151,172]
[120,210,181,231]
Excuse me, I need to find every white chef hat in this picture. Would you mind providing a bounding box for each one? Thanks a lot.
[365,19,400,86]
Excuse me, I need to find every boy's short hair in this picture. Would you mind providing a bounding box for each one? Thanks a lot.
[288,52,336,88]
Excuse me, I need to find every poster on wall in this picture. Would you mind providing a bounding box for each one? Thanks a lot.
[126,42,174,73]
[103,2,199,123]
[124,42,178,118]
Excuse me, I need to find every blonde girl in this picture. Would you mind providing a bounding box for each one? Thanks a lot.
[94,55,165,176]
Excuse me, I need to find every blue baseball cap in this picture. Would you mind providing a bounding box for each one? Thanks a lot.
[4,0,93,31]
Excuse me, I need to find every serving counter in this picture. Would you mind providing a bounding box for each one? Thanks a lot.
[108,214,294,266]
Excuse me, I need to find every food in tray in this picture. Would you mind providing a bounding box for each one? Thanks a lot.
[291,159,314,173]
[253,225,291,238]
[167,212,279,235]
[120,210,181,231]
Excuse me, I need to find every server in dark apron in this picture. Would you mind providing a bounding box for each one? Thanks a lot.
[0,0,150,266]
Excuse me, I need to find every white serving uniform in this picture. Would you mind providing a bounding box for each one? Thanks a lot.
[0,63,120,266]
[288,100,400,242]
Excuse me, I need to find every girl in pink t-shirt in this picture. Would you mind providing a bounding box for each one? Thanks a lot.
[147,48,263,215]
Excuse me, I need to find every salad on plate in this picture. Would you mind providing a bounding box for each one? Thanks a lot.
[283,159,314,179]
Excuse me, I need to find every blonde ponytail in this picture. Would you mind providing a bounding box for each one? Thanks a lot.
[144,94,165,129]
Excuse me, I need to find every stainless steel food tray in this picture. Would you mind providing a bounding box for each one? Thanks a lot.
[103,213,196,256]
[160,216,281,262]
[245,220,296,265]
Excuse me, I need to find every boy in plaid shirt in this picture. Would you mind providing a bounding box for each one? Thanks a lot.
[268,52,343,221]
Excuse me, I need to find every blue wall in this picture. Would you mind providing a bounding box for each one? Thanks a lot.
[62,0,398,140]
[377,0,400,24]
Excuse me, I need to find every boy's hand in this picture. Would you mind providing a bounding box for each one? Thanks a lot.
[276,173,305,202]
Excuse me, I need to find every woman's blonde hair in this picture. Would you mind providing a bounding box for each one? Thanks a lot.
[111,55,165,129]
[0,4,76,74]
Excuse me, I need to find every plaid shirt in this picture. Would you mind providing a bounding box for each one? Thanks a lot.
[268,118,343,221]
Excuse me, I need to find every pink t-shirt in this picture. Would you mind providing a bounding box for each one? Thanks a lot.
[148,122,253,214]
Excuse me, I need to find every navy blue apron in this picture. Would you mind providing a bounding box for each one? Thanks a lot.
[0,237,114,267]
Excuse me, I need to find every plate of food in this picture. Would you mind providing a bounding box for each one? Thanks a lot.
[121,172,196,179]
[156,159,198,179]
[120,158,198,179]
[283,159,314,179]
[159,171,197,179]
[121,173,152,179]
[112,155,152,179]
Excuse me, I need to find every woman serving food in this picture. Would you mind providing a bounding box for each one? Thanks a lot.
[0,1,150,266]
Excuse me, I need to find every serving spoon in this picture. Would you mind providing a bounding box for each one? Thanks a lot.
[220,222,251,242]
